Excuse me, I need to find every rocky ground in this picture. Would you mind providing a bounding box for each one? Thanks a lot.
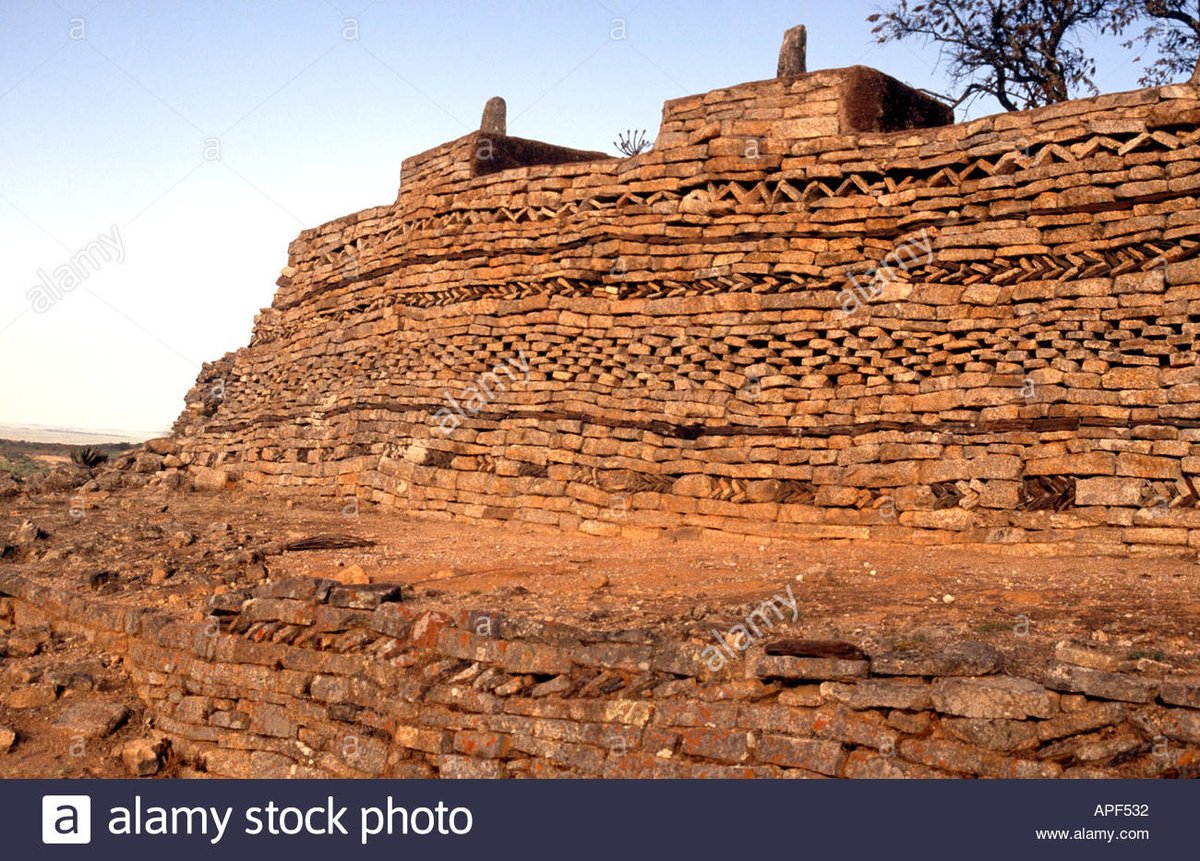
[2,445,1199,777]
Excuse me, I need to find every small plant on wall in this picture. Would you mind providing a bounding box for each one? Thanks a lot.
[614,129,652,156]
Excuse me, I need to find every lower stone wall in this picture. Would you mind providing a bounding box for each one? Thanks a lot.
[3,569,1198,778]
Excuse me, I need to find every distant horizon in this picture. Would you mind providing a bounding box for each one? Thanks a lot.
[0,422,162,445]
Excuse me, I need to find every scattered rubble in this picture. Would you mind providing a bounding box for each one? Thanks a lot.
[121,738,166,777]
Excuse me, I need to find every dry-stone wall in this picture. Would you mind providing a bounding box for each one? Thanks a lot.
[174,63,1200,552]
[3,568,1198,778]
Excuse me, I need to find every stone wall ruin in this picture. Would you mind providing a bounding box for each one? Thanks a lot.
[171,39,1200,555]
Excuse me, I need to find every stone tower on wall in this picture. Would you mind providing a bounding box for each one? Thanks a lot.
[175,27,1200,553]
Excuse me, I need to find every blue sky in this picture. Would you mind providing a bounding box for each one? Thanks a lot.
[0,0,1152,437]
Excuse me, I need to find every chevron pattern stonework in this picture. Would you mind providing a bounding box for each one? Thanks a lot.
[171,65,1200,553]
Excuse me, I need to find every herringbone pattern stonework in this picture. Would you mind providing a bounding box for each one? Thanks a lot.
[174,66,1200,552]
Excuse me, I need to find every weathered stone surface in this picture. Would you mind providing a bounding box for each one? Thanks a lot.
[501,642,573,675]
[1024,452,1115,476]
[886,710,932,735]
[394,725,446,754]
[454,730,512,759]
[1037,702,1126,742]
[11,519,46,545]
[1160,677,1200,709]
[819,678,932,711]
[671,474,713,498]
[1042,665,1159,704]
[872,642,1002,677]
[4,627,49,657]
[777,686,823,708]
[134,452,164,474]
[247,701,298,738]
[575,642,653,671]
[755,656,869,682]
[190,466,229,492]
[240,598,314,626]
[438,753,505,779]
[121,738,165,776]
[1160,708,1200,744]
[329,583,403,610]
[943,717,1040,752]
[930,677,1057,720]
[52,701,130,738]
[479,96,506,136]
[756,734,844,775]
[529,674,573,698]
[1075,478,1142,508]
[898,738,1061,778]
[332,564,369,586]
[256,577,335,601]
[370,604,411,639]
[679,726,752,763]
[651,643,703,677]
[1039,728,1144,765]
[144,437,180,456]
[1054,640,1122,672]
[776,24,807,77]
[5,683,57,709]
[841,749,951,779]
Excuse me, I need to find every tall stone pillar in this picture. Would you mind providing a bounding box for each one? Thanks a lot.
[777,25,807,77]
[480,96,507,136]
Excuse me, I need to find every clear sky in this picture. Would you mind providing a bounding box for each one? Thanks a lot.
[0,0,1152,438]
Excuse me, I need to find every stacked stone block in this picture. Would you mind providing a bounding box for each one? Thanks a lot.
[172,66,1200,551]
[2,569,1197,778]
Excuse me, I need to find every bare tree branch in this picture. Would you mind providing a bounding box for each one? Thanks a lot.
[869,0,1109,110]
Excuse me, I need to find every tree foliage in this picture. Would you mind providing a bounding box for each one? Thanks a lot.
[869,1,1113,111]
[870,1,1200,111]
[1109,1,1200,85]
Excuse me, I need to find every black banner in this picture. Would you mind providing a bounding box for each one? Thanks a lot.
[10,779,1193,859]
